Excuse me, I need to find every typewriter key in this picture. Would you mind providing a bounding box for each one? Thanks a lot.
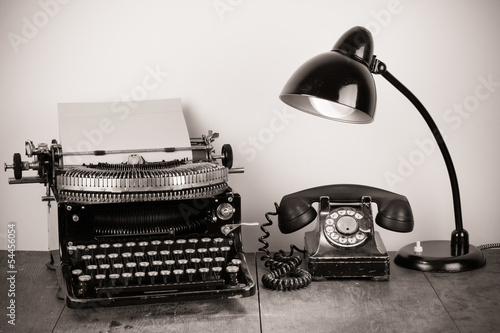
[212,266,222,279]
[214,257,226,267]
[99,243,110,255]
[190,258,201,269]
[165,259,175,271]
[176,239,186,250]
[185,248,195,260]
[139,261,149,272]
[148,271,158,284]
[87,244,97,256]
[203,257,213,269]
[160,270,171,283]
[121,252,132,264]
[108,253,118,264]
[95,254,106,266]
[126,262,137,274]
[209,247,219,258]
[152,260,163,272]
[188,238,199,248]
[147,251,157,263]
[112,263,123,274]
[95,274,106,287]
[67,246,77,264]
[76,245,86,261]
[199,267,209,281]
[99,264,110,276]
[135,272,145,285]
[78,275,92,295]
[122,272,132,286]
[138,241,148,252]
[109,274,120,287]
[220,246,230,259]
[197,248,208,259]
[160,250,170,261]
[125,242,136,252]
[133,252,144,263]
[173,249,183,261]
[173,269,184,283]
[163,240,174,250]
[201,238,211,248]
[178,259,188,270]
[151,240,161,251]
[71,269,83,284]
[226,265,239,286]
[186,268,196,282]
[112,243,123,252]
[87,265,98,279]
[81,254,92,266]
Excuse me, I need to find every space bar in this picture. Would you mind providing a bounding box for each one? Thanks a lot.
[96,279,225,296]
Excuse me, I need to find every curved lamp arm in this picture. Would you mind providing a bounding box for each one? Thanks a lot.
[371,58,468,255]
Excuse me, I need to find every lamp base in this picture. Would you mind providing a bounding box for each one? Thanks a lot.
[394,240,485,272]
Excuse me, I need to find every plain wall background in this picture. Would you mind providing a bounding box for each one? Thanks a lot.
[1,0,499,254]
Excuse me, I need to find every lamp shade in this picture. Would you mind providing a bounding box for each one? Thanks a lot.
[279,27,377,123]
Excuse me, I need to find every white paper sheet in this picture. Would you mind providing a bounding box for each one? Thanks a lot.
[58,98,192,166]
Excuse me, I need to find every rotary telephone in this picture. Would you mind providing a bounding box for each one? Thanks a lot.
[259,184,414,289]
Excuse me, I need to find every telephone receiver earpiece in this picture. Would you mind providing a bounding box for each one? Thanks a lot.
[277,184,414,234]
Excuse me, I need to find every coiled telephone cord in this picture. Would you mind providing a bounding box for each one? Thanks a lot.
[258,203,312,291]
[478,243,500,250]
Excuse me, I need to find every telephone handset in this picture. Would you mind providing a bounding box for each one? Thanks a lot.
[260,184,414,289]
[278,184,414,234]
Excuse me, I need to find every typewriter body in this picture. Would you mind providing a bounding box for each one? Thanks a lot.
[5,131,256,308]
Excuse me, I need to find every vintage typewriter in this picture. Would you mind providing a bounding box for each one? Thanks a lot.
[4,131,256,308]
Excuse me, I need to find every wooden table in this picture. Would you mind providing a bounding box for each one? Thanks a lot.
[1,250,499,332]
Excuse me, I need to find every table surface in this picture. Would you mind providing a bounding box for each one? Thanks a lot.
[1,249,499,333]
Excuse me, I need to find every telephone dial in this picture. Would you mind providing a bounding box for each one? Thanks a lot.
[259,184,414,290]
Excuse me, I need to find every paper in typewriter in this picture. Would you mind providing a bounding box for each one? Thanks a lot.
[58,98,192,166]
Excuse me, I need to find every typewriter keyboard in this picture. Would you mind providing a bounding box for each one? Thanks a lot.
[65,237,246,299]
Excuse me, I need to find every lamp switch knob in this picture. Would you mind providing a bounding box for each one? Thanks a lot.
[413,241,423,254]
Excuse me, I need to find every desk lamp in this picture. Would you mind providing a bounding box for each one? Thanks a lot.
[279,26,485,272]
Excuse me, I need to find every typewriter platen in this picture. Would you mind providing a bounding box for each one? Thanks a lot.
[4,131,256,308]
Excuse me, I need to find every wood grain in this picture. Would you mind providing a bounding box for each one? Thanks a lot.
[258,252,459,333]
[424,249,500,333]
[1,250,499,332]
[0,251,65,333]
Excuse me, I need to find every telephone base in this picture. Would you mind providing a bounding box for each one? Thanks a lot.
[305,231,390,280]
[306,255,390,281]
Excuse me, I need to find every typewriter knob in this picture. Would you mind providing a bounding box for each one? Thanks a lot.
[221,144,233,169]
[13,153,22,180]
[4,153,24,180]
[217,203,235,221]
